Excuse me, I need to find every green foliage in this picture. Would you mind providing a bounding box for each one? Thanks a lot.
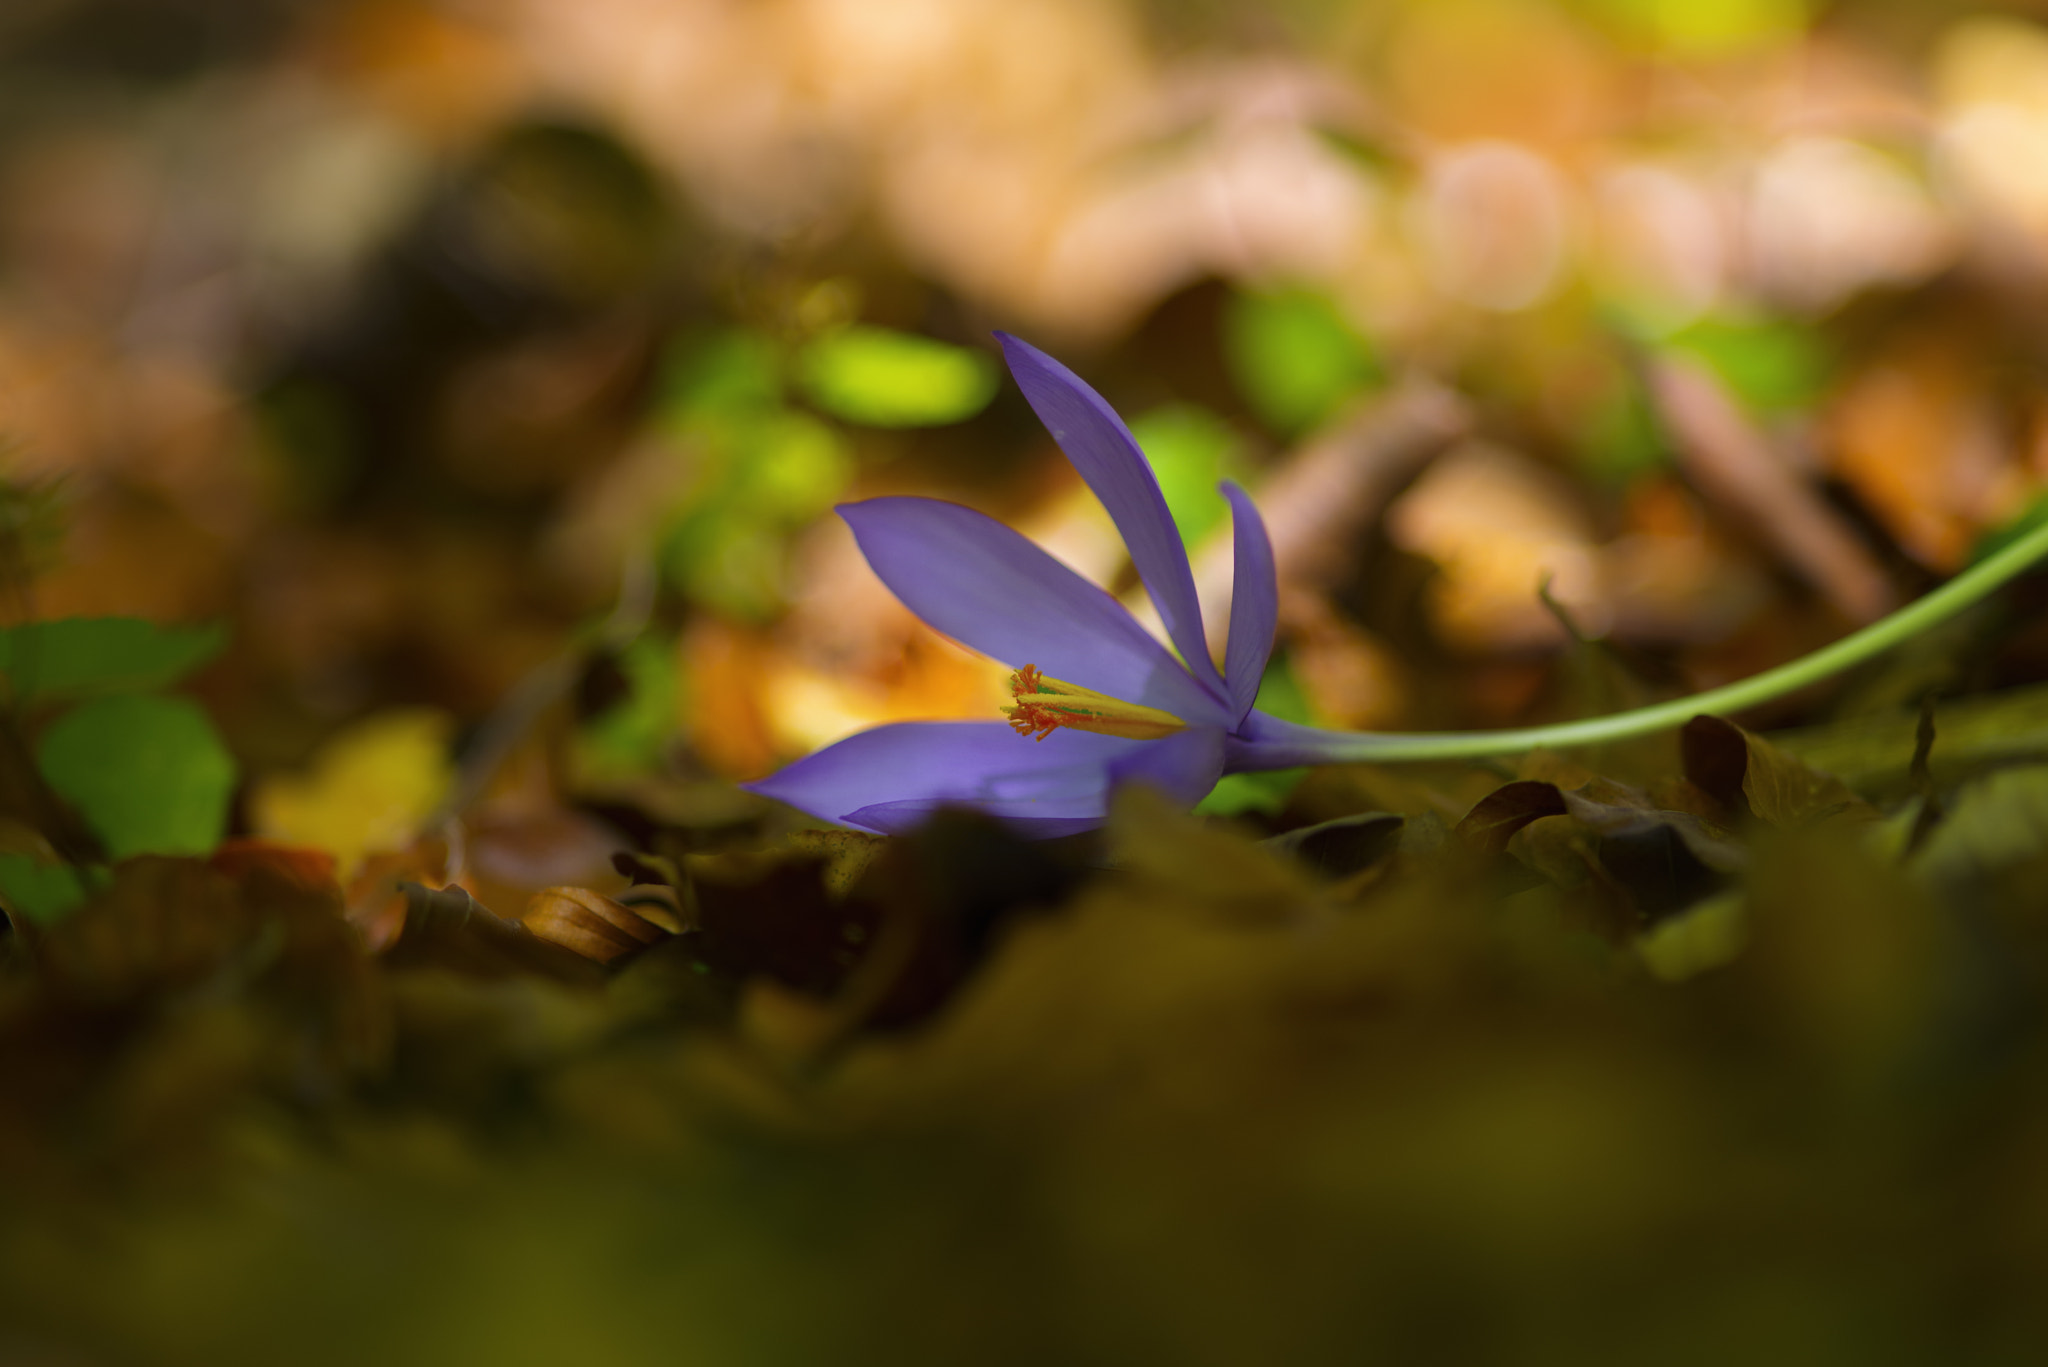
[0,853,93,924]
[740,410,854,519]
[1223,288,1381,437]
[0,617,225,705]
[1127,403,1243,549]
[36,694,237,861]
[658,328,782,425]
[653,329,856,619]
[1195,766,1306,819]
[575,634,682,780]
[1575,374,1667,482]
[0,616,236,926]
[1664,317,1831,415]
[795,326,999,427]
[658,408,852,619]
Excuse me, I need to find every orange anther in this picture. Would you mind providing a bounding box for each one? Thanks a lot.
[1006,700,1061,741]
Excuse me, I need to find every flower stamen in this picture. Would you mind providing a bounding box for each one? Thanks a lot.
[1003,664,1187,742]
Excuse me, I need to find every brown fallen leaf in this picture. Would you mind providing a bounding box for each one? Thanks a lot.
[1681,715,1876,828]
[1468,774,1743,932]
[523,884,673,966]
[1455,779,1569,856]
[379,881,606,987]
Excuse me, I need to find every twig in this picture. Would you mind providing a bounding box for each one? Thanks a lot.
[1185,376,1472,643]
[1646,356,1893,622]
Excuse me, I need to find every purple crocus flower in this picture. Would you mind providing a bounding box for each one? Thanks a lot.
[745,333,1322,838]
[745,332,2048,827]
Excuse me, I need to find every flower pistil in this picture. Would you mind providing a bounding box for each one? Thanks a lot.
[1004,664,1188,743]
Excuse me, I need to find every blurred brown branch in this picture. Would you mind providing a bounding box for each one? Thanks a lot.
[1647,356,1895,624]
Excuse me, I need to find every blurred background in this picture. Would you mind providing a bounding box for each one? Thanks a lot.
[21,5,2048,1364]
[8,0,2048,882]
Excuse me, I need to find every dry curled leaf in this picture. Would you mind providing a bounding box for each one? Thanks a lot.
[1469,775,1743,931]
[523,885,673,965]
[1455,780,1569,855]
[1261,811,1406,881]
[1682,715,1875,827]
[379,881,605,986]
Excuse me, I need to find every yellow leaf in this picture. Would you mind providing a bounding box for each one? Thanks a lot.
[251,709,456,879]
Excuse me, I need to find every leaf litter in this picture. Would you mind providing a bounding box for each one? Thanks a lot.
[2,689,2048,1364]
[12,6,2048,1359]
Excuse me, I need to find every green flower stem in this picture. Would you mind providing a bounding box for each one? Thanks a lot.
[1256,515,2048,765]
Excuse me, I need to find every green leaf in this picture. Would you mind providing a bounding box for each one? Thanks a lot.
[733,410,855,518]
[1663,318,1830,416]
[0,852,93,924]
[658,409,853,618]
[1128,404,1242,549]
[577,634,682,779]
[0,618,226,705]
[1196,768,1307,818]
[1223,289,1380,436]
[36,694,237,860]
[659,514,786,621]
[1576,375,1667,482]
[794,326,998,427]
[1250,651,1313,726]
[657,328,784,428]
[1913,765,2048,889]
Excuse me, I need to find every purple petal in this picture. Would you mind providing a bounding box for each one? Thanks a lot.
[1107,725,1226,809]
[842,799,1105,839]
[1220,482,1278,726]
[841,497,1230,725]
[996,334,1226,703]
[744,720,1144,834]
